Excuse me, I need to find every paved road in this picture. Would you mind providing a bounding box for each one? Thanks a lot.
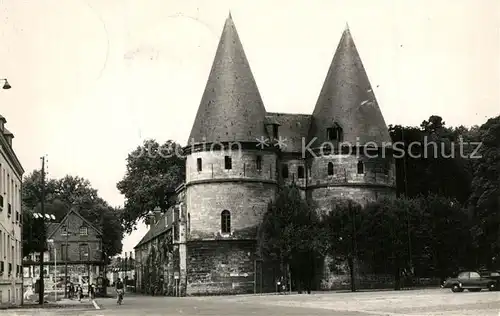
[3,288,499,315]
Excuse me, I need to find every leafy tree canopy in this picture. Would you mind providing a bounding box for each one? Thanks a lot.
[22,171,124,260]
[117,139,185,233]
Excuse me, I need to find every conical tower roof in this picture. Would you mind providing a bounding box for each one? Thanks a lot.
[188,13,268,145]
[308,26,391,148]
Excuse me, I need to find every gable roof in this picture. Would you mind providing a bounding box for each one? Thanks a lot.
[47,208,103,239]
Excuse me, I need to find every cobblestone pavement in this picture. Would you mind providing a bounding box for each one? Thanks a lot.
[3,288,499,315]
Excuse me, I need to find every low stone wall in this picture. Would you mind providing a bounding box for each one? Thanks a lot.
[320,274,441,290]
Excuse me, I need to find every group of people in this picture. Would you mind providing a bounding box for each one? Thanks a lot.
[67,282,96,300]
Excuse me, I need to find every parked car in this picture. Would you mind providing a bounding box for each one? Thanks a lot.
[442,271,500,292]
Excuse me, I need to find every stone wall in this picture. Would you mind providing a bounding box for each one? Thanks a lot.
[186,240,256,295]
[186,149,277,183]
[307,153,396,212]
[186,182,276,240]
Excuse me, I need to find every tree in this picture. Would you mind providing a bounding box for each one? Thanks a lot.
[321,198,364,291]
[117,139,186,233]
[257,184,326,292]
[389,115,473,203]
[468,115,500,268]
[22,171,124,259]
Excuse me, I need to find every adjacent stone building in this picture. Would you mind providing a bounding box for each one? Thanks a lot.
[135,14,396,296]
[0,115,24,305]
[23,209,104,294]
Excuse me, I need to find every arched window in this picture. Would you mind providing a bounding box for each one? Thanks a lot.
[327,162,334,175]
[297,166,304,179]
[357,160,364,174]
[221,210,231,234]
[281,164,289,179]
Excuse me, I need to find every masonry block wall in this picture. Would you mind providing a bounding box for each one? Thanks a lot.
[185,148,278,294]
[308,153,396,212]
[186,240,256,295]
[186,150,277,183]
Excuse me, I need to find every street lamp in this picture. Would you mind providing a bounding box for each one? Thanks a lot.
[47,239,57,302]
[0,78,11,89]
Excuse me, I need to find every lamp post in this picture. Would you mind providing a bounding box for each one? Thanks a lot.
[47,239,57,302]
[0,78,11,89]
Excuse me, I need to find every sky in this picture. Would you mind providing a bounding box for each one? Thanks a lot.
[0,0,498,256]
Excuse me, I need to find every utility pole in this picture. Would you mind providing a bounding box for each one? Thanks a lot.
[64,218,69,298]
[38,156,46,305]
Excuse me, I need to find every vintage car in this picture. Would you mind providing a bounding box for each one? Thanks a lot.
[442,271,500,292]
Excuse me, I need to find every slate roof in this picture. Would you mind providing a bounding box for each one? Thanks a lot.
[265,112,311,153]
[134,207,174,249]
[188,13,269,145]
[308,26,392,147]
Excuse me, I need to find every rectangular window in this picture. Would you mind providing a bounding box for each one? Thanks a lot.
[79,244,89,261]
[256,155,262,171]
[224,156,232,170]
[196,158,202,172]
[79,227,88,236]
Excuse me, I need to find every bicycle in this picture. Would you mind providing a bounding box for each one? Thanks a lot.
[116,289,124,305]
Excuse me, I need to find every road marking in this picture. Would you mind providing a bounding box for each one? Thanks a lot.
[92,299,101,310]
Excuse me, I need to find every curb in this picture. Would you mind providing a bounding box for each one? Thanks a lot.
[92,299,101,310]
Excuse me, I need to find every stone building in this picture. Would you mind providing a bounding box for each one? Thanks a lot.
[135,14,396,296]
[0,115,24,305]
[23,209,104,294]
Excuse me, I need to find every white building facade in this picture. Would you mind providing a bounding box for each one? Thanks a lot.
[0,115,24,306]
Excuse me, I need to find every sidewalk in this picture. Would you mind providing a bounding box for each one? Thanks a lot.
[1,295,96,310]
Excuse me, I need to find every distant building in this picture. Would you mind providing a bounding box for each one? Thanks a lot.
[135,14,396,296]
[0,115,24,305]
[23,209,104,294]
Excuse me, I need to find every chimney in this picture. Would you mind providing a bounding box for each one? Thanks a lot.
[3,127,13,147]
[0,115,5,132]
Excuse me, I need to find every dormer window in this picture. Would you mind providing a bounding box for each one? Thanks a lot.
[357,161,364,174]
[327,123,343,141]
[272,124,279,139]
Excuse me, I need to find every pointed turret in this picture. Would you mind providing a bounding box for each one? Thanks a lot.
[308,26,391,148]
[188,14,268,144]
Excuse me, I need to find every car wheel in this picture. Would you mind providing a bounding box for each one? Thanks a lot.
[451,284,463,292]
[488,283,496,291]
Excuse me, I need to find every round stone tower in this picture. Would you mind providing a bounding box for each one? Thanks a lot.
[183,13,278,295]
[306,25,396,214]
